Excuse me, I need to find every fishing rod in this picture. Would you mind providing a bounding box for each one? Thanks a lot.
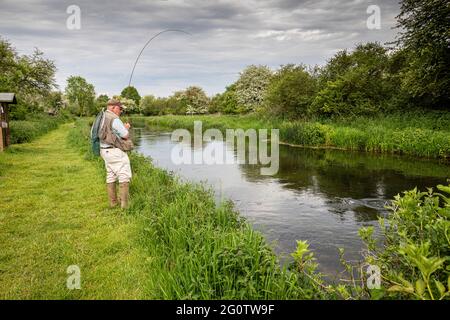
[128,29,192,87]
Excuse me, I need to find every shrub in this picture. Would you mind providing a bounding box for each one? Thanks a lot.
[359,184,450,300]
[140,95,157,116]
[310,43,397,117]
[280,122,327,146]
[210,84,242,114]
[9,114,70,144]
[265,64,317,119]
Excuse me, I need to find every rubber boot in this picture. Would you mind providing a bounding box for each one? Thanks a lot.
[119,182,130,209]
[107,182,118,208]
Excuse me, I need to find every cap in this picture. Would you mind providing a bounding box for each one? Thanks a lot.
[107,99,127,109]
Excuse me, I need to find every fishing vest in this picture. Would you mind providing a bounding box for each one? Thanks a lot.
[99,110,134,152]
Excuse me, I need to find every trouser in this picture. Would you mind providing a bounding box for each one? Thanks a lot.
[100,148,132,183]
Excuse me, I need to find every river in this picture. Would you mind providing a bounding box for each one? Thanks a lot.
[133,126,450,276]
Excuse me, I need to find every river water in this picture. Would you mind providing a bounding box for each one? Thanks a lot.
[133,127,450,276]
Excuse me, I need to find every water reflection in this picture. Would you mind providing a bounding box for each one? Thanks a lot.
[133,127,450,276]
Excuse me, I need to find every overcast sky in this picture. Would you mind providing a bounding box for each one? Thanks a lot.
[0,0,401,97]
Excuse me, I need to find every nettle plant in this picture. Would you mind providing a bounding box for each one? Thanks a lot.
[360,184,450,300]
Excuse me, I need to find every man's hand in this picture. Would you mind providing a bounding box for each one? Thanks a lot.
[124,122,131,130]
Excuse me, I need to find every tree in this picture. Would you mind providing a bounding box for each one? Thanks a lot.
[179,86,210,115]
[235,65,273,112]
[0,39,56,97]
[153,97,170,115]
[0,37,57,119]
[310,43,395,117]
[210,84,242,114]
[45,91,63,115]
[167,91,186,114]
[394,0,450,108]
[140,95,157,115]
[65,76,96,116]
[0,38,17,93]
[121,86,141,106]
[94,94,109,113]
[113,95,138,114]
[265,64,318,119]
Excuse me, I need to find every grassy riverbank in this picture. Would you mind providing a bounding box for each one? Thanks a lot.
[0,124,151,299]
[71,119,329,299]
[137,112,450,159]
[0,120,330,299]
[1,119,449,300]
[9,113,73,145]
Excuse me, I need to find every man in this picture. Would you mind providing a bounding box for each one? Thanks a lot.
[99,99,134,209]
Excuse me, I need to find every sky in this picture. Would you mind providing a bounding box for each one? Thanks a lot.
[0,0,401,97]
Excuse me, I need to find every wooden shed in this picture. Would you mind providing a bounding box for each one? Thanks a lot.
[0,93,17,152]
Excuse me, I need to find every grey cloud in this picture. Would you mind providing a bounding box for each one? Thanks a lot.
[0,0,400,97]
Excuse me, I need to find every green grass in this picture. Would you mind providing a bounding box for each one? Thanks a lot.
[9,113,73,145]
[129,114,269,134]
[0,120,330,299]
[0,124,152,299]
[72,118,329,299]
[137,112,450,159]
[3,117,446,299]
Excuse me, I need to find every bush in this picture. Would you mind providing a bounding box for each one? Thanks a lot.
[359,184,450,300]
[210,84,243,114]
[140,95,157,116]
[265,64,317,119]
[280,122,327,146]
[310,43,398,117]
[9,113,71,144]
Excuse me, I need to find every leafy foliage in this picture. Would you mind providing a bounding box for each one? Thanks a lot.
[112,95,139,114]
[394,0,450,108]
[235,65,273,112]
[310,43,397,117]
[264,64,317,119]
[0,37,57,119]
[94,94,109,113]
[360,185,450,299]
[140,95,157,115]
[10,113,73,144]
[210,84,242,114]
[179,86,210,115]
[121,86,141,107]
[65,76,96,116]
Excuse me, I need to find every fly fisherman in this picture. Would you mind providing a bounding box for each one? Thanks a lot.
[99,99,134,209]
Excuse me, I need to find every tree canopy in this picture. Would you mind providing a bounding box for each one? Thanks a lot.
[395,0,450,108]
[65,76,96,117]
[0,37,57,119]
[121,86,141,107]
[235,65,273,112]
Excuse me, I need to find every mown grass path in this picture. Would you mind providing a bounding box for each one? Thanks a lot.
[0,124,152,299]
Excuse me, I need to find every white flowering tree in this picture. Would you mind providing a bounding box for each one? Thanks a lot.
[179,86,210,115]
[113,95,139,113]
[235,65,273,112]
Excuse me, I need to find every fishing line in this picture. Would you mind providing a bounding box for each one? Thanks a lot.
[128,29,192,87]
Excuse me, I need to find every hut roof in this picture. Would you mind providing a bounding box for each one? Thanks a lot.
[0,93,17,104]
